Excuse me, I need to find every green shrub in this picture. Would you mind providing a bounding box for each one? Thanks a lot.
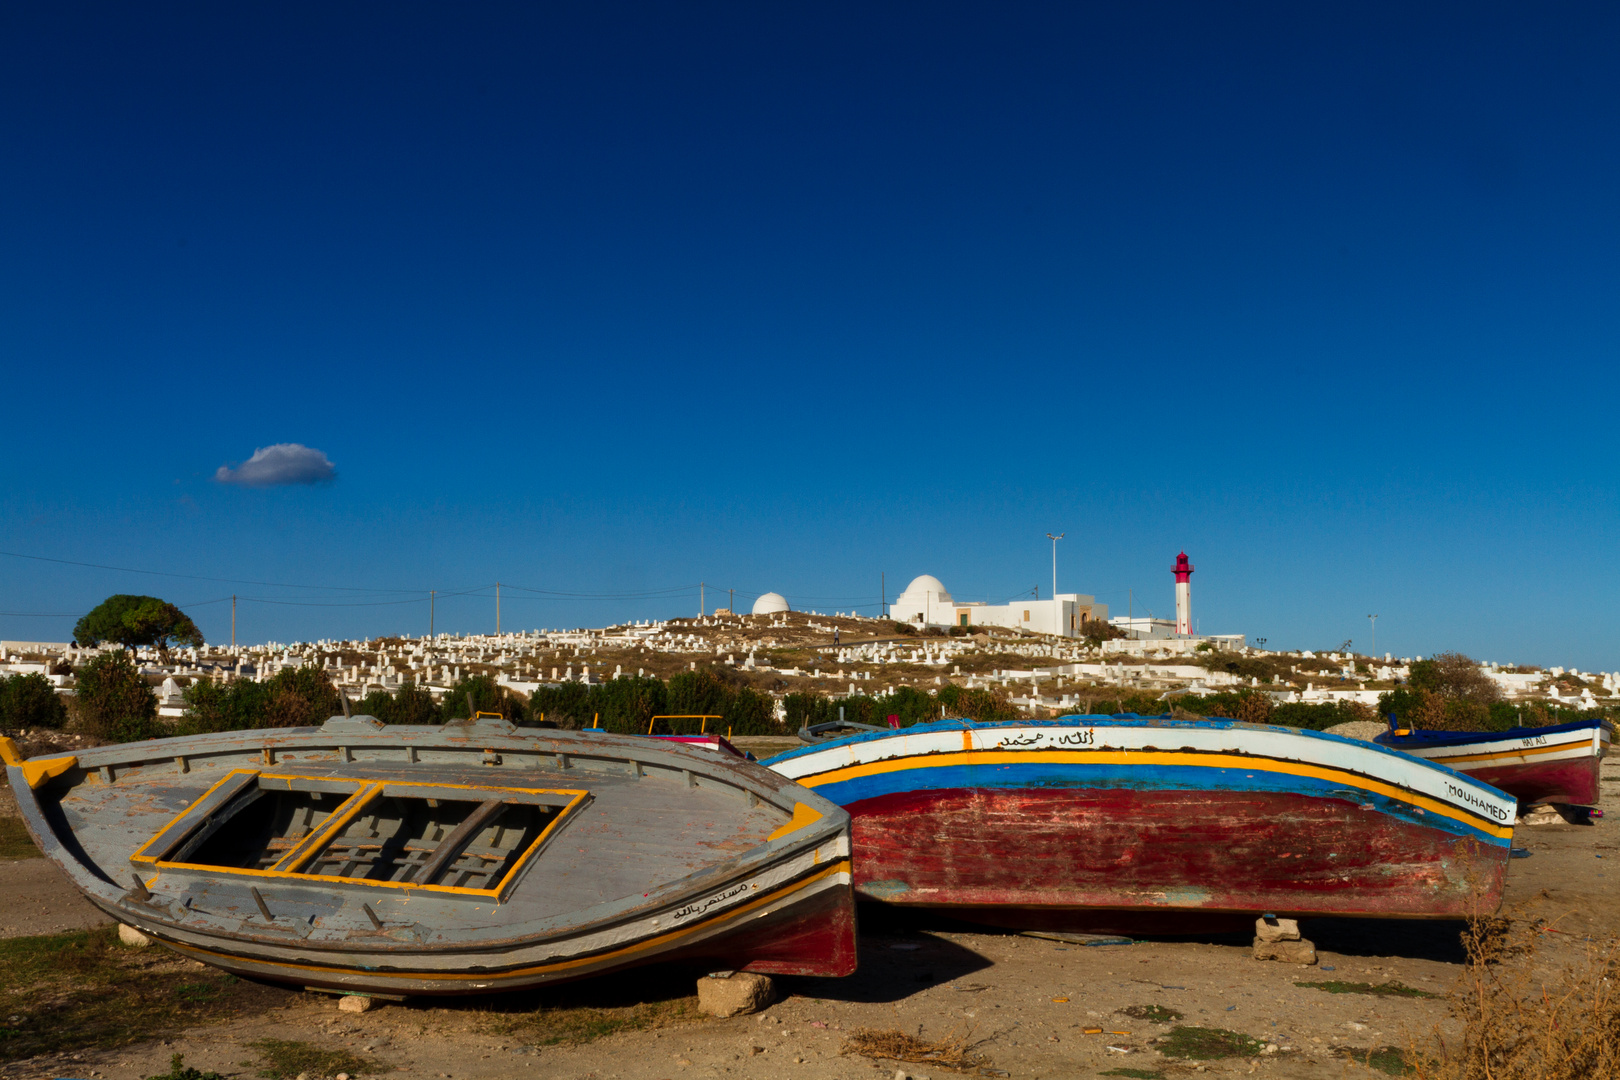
[357,684,441,725]
[75,652,161,742]
[0,673,68,729]
[441,674,520,722]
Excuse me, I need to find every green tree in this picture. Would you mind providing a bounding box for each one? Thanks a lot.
[178,678,268,734]
[260,668,341,728]
[0,673,68,729]
[357,684,441,725]
[76,651,162,742]
[1406,652,1500,705]
[442,674,521,722]
[73,595,204,654]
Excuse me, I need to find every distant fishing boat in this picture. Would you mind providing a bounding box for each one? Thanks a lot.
[1376,717,1612,807]
[2,713,854,995]
[764,716,1515,926]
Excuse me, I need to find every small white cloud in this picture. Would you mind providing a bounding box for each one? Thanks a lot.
[214,443,336,487]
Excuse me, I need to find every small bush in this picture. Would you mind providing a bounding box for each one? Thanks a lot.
[74,652,161,742]
[0,673,67,729]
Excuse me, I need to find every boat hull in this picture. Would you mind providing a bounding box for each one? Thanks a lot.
[767,717,1516,924]
[1376,719,1611,806]
[4,719,856,994]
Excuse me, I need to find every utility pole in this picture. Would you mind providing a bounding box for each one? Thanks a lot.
[700,582,705,617]
[496,582,501,635]
[1046,533,1065,605]
[881,572,885,618]
[231,595,236,648]
[1368,614,1378,657]
[729,588,734,615]
[430,590,436,639]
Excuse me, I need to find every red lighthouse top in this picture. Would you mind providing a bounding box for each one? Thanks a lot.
[1172,552,1194,583]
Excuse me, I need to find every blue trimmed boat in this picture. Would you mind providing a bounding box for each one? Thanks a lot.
[764,715,1515,925]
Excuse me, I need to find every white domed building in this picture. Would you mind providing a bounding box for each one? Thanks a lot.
[890,574,954,625]
[751,591,790,616]
[889,573,1108,638]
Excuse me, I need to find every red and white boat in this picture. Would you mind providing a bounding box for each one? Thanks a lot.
[1376,718,1612,807]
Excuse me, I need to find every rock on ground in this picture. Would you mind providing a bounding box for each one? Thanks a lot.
[696,972,776,1017]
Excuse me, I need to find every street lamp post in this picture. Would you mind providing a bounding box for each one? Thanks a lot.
[1368,614,1379,657]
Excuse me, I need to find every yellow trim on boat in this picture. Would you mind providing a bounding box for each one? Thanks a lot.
[767,802,825,842]
[132,769,593,900]
[271,783,384,873]
[796,748,1515,839]
[0,737,78,790]
[1423,740,1594,766]
[157,859,852,983]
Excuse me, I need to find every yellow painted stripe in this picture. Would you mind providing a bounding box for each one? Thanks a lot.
[134,770,595,898]
[490,790,593,900]
[767,802,825,842]
[1424,740,1596,766]
[158,859,852,983]
[132,769,263,865]
[0,736,78,790]
[796,749,1514,839]
[271,782,383,873]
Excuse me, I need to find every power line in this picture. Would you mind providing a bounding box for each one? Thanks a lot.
[0,548,430,594]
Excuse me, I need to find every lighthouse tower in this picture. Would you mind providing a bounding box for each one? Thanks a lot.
[1172,552,1194,636]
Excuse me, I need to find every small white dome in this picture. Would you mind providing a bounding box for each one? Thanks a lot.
[896,574,953,604]
[751,591,790,615]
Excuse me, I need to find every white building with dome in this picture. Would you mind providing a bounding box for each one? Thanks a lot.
[888,574,1108,638]
[751,591,790,615]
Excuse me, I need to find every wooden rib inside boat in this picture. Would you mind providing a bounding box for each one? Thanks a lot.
[2,714,855,995]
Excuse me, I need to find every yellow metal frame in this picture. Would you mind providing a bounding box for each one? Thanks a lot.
[647,714,724,735]
[131,769,591,901]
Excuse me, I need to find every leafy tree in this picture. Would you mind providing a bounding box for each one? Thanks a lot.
[179,679,268,735]
[527,675,668,733]
[0,673,68,729]
[1406,652,1500,705]
[526,681,595,729]
[260,668,341,728]
[442,674,520,722]
[935,684,1023,723]
[73,595,203,653]
[357,684,441,725]
[76,651,162,742]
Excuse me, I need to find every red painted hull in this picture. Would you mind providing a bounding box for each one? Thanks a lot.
[1465,757,1601,806]
[728,876,858,977]
[847,786,1504,921]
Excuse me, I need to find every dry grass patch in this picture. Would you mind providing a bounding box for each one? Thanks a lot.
[1157,1026,1265,1060]
[840,1026,994,1072]
[478,968,708,1047]
[1411,910,1620,1080]
[250,1038,390,1079]
[0,815,38,861]
[0,925,291,1062]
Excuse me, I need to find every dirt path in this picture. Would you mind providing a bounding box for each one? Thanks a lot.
[0,858,114,937]
[3,754,1614,1080]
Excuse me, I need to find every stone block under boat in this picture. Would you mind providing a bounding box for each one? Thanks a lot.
[1,714,855,995]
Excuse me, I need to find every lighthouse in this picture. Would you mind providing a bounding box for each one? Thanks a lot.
[1172,552,1194,636]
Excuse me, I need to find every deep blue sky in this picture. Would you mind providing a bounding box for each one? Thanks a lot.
[2,3,1616,668]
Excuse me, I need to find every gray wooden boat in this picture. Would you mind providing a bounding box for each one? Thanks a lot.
[1,714,855,994]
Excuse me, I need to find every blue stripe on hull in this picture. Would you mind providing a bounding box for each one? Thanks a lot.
[808,759,1508,847]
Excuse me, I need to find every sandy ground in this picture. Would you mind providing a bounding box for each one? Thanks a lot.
[2,753,1615,1080]
[0,857,114,937]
